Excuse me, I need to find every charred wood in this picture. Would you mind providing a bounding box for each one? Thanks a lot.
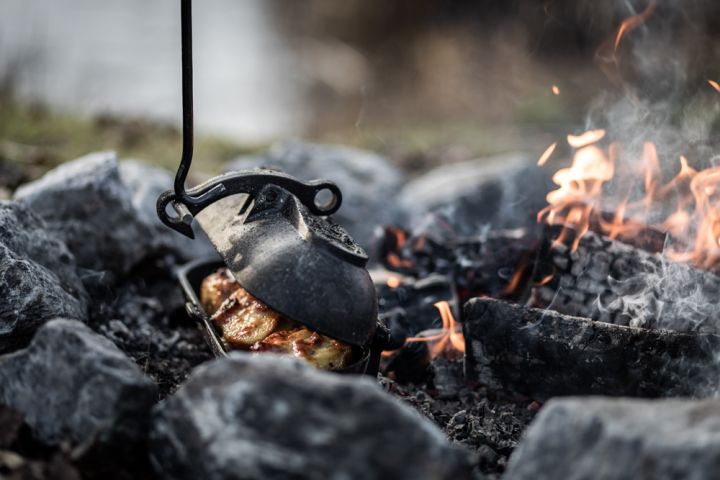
[589,213,669,254]
[463,298,720,400]
[376,273,458,340]
[531,228,720,333]
[377,227,540,302]
[381,341,432,384]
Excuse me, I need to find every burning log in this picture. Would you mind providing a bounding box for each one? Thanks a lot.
[463,298,720,400]
[531,228,720,333]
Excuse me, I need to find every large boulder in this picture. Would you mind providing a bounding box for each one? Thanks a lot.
[0,319,157,456]
[504,397,720,480]
[14,152,214,275]
[150,353,473,480]
[225,141,405,248]
[0,202,88,353]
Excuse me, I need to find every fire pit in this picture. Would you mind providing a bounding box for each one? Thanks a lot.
[5,1,720,479]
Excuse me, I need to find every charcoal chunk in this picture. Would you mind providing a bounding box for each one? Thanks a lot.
[0,319,157,454]
[533,229,720,333]
[505,397,720,480]
[150,353,473,480]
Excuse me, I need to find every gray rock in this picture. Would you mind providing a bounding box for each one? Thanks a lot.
[0,202,88,353]
[150,353,473,480]
[397,154,552,236]
[14,152,147,273]
[0,202,87,298]
[0,319,157,454]
[14,152,214,274]
[505,397,720,480]
[225,141,405,247]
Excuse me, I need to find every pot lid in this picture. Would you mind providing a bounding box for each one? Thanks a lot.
[192,183,378,347]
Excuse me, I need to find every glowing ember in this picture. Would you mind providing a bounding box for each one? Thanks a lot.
[501,262,528,296]
[709,80,720,93]
[537,142,557,166]
[382,301,464,358]
[551,85,560,95]
[386,252,414,269]
[535,272,555,286]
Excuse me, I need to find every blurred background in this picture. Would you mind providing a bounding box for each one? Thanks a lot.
[1,0,720,190]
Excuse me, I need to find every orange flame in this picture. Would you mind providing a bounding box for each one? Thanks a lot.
[538,138,614,252]
[382,301,464,358]
[501,262,528,296]
[669,166,720,269]
[535,272,555,286]
[386,253,414,269]
[614,0,658,51]
[595,1,657,87]
[540,134,720,272]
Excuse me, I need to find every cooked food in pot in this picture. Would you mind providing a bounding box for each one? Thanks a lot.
[200,268,240,315]
[201,268,353,370]
[211,288,282,346]
[251,327,352,370]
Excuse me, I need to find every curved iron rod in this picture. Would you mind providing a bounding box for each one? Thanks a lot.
[175,0,193,197]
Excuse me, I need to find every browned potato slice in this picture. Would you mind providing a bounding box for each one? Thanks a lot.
[200,268,239,315]
[211,288,280,346]
[251,327,352,370]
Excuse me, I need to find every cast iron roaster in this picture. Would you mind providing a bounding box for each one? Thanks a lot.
[156,0,395,375]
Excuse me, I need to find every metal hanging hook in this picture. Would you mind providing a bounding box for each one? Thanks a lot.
[156,0,343,238]
[175,0,194,198]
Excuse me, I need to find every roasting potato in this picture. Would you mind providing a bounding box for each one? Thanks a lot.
[200,268,240,315]
[251,327,353,370]
[211,287,281,346]
[202,269,353,370]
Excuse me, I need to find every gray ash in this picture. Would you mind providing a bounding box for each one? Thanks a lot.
[84,255,213,398]
[380,357,537,480]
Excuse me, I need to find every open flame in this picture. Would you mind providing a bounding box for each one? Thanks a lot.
[538,130,720,272]
[383,301,465,359]
[613,0,657,51]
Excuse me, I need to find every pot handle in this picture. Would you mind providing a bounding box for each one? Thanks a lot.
[156,169,343,238]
